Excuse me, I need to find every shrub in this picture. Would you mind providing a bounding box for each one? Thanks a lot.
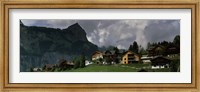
[73,57,81,69]
[80,55,86,68]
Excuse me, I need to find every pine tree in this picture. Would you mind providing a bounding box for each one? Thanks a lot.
[173,35,180,47]
[147,42,151,50]
[133,41,139,53]
[128,41,139,53]
[80,55,86,68]
[128,45,133,51]
[73,57,80,69]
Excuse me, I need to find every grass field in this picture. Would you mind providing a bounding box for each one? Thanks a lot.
[58,63,170,72]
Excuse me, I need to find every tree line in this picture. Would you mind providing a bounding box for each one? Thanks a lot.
[128,35,180,55]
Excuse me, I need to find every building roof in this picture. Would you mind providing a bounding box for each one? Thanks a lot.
[92,51,103,56]
[151,56,171,63]
[141,56,153,60]
[151,56,172,66]
[44,64,54,68]
[122,50,138,57]
[103,50,115,55]
[148,45,165,51]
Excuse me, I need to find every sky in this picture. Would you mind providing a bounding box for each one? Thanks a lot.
[21,19,180,49]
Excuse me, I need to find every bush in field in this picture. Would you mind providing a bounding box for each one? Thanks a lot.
[51,67,56,72]
[170,59,180,72]
[95,58,103,65]
[99,58,103,63]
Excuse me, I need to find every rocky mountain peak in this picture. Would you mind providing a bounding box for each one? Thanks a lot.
[66,23,87,41]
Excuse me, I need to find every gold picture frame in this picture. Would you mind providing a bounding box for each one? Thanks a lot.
[0,0,199,92]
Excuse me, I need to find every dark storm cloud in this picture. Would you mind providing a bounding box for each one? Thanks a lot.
[144,20,180,43]
[21,19,180,49]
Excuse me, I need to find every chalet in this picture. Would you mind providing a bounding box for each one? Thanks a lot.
[148,45,165,57]
[57,59,74,70]
[103,50,115,58]
[166,45,180,58]
[92,51,103,61]
[103,50,115,60]
[43,64,54,71]
[121,51,140,64]
[151,57,171,69]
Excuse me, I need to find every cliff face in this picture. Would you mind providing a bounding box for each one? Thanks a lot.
[64,23,88,42]
[20,21,98,72]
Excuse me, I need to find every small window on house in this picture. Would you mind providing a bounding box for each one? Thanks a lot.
[124,58,126,60]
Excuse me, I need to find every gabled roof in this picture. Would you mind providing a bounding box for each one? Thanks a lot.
[151,56,171,62]
[122,50,138,57]
[92,51,103,56]
[148,45,165,51]
[110,51,115,55]
[103,50,114,55]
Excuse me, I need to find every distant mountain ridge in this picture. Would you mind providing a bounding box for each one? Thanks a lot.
[20,21,98,55]
[20,21,98,71]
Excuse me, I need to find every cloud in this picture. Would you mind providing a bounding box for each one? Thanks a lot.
[144,20,180,43]
[21,19,77,29]
[83,20,139,49]
[21,19,180,49]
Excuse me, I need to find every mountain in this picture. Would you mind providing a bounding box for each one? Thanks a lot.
[20,21,98,72]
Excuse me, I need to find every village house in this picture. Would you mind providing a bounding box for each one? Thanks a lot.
[57,59,74,70]
[151,56,171,69]
[103,50,115,64]
[165,45,180,58]
[91,51,103,61]
[43,64,55,71]
[121,50,140,64]
[92,50,124,65]
[148,45,165,57]
[103,50,115,58]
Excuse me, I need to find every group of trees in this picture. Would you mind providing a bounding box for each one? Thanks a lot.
[173,35,180,47]
[31,55,86,72]
[128,41,147,55]
[73,54,86,69]
[113,47,120,64]
[146,35,180,56]
[128,41,139,54]
[127,35,180,56]
[147,35,180,49]
[170,59,180,72]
